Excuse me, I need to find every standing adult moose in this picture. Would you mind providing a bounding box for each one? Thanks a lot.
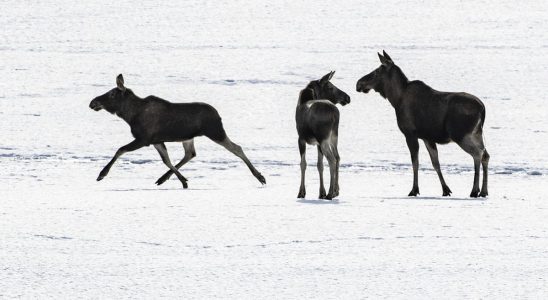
[296,71,351,200]
[356,51,489,197]
[89,74,266,188]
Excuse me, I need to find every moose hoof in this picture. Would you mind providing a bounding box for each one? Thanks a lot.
[408,188,419,197]
[155,174,170,186]
[182,181,188,189]
[97,169,109,181]
[325,193,335,200]
[297,190,306,198]
[442,186,452,197]
[319,191,327,199]
[470,189,480,198]
[256,173,266,185]
[479,191,488,197]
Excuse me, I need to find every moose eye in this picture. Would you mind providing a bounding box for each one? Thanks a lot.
[109,91,115,99]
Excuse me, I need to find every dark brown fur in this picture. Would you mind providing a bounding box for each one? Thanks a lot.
[296,71,350,200]
[89,74,266,188]
[356,51,489,197]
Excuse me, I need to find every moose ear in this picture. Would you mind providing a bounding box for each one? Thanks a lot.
[382,50,394,63]
[378,52,385,63]
[378,52,392,66]
[116,74,126,91]
[320,71,335,85]
[378,52,387,65]
[299,88,315,102]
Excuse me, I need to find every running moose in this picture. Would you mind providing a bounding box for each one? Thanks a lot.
[296,71,351,200]
[89,74,266,188]
[356,51,489,197]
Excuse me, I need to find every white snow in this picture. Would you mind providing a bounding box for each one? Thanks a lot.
[1,0,548,298]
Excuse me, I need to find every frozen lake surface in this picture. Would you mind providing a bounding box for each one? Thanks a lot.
[1,0,548,298]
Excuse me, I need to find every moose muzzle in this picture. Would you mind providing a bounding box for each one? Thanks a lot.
[89,98,102,111]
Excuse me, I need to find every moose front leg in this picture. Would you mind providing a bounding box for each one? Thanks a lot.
[405,136,420,196]
[153,143,188,189]
[297,138,307,198]
[97,140,145,181]
[424,140,452,196]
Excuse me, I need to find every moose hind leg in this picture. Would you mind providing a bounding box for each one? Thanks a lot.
[480,149,489,197]
[470,156,481,198]
[424,141,452,196]
[457,134,484,198]
[320,141,337,200]
[153,143,188,189]
[328,132,340,198]
[156,140,196,186]
[214,137,266,185]
[332,138,340,198]
[317,146,326,199]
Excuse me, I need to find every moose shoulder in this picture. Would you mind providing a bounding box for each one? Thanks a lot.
[89,74,266,188]
[356,51,489,198]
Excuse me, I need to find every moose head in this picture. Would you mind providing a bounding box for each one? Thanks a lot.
[89,74,131,114]
[356,50,405,99]
[306,71,351,106]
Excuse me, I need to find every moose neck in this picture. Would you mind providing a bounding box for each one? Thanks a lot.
[115,91,147,124]
[378,66,409,109]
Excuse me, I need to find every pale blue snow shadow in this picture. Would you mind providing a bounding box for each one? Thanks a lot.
[107,187,217,192]
[34,234,73,240]
[380,196,486,202]
[297,198,340,204]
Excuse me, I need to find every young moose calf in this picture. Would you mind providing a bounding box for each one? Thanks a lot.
[89,74,266,188]
[296,71,351,200]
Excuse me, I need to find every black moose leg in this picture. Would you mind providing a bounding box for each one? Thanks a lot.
[470,156,481,198]
[326,155,337,200]
[457,134,484,198]
[316,146,327,199]
[215,137,266,185]
[153,143,188,189]
[97,139,145,181]
[320,141,337,200]
[405,136,420,196]
[332,140,340,198]
[480,149,489,197]
[156,139,196,185]
[424,140,452,196]
[297,139,306,198]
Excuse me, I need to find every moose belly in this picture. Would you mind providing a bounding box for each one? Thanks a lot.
[306,137,319,145]
[416,130,452,144]
[398,114,452,144]
[145,125,201,143]
[154,132,198,143]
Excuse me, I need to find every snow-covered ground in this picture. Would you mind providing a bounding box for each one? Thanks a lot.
[1,0,547,298]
